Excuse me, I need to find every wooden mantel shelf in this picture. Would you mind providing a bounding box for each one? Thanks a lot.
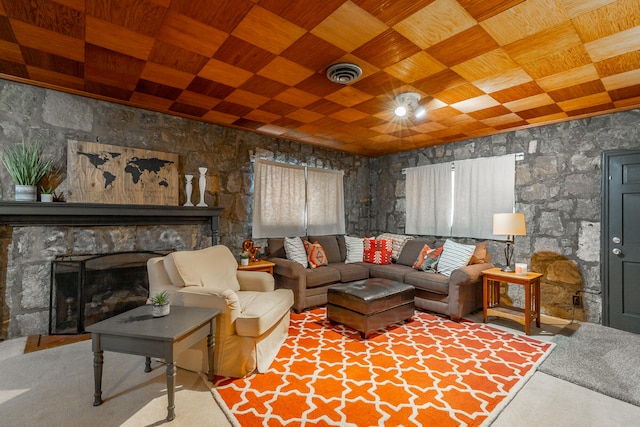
[0,202,223,233]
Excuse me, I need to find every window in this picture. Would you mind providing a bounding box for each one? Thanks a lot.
[252,159,345,238]
[405,154,515,238]
[405,162,452,236]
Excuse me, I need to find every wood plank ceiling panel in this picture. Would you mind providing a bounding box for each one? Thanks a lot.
[0,0,637,157]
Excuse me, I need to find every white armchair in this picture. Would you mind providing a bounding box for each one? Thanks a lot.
[147,245,294,378]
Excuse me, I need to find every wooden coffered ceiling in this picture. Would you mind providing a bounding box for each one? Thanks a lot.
[0,0,638,157]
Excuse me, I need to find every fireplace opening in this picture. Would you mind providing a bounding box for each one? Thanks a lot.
[49,251,169,334]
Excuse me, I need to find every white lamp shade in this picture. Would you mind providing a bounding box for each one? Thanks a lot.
[493,213,526,236]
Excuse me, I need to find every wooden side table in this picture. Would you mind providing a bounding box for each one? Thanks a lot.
[238,259,275,275]
[481,267,543,335]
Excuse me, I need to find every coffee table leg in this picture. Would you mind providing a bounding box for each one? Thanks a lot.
[144,357,152,373]
[166,360,176,421]
[92,349,104,406]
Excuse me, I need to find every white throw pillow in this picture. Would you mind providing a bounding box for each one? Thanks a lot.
[376,233,415,260]
[437,239,476,277]
[344,235,364,263]
[284,237,308,268]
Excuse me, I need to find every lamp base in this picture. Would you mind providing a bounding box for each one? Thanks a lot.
[501,266,513,272]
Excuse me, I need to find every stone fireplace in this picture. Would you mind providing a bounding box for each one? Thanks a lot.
[50,251,169,334]
[0,202,222,339]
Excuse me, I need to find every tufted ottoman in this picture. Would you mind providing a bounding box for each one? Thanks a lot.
[327,278,415,339]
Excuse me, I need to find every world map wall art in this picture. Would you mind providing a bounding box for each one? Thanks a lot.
[67,140,179,205]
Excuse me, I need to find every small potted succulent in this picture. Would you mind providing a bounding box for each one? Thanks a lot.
[40,186,54,202]
[149,290,171,317]
[240,251,250,266]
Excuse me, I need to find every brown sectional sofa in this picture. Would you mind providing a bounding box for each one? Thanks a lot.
[266,234,493,321]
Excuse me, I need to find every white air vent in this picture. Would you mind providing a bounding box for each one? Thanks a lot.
[326,63,363,84]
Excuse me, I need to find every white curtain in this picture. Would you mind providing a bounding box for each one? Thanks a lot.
[252,159,306,238]
[307,168,345,235]
[452,154,515,239]
[405,163,452,236]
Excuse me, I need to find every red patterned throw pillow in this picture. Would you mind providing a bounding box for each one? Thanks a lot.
[422,246,443,272]
[412,245,433,269]
[303,240,329,269]
[363,239,393,265]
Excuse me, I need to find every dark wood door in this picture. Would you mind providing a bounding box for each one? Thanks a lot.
[603,150,640,334]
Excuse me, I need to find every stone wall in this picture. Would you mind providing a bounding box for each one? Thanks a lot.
[0,80,371,247]
[1,77,638,337]
[369,110,640,323]
[0,79,369,338]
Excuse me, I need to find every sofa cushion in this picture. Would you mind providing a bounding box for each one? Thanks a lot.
[303,240,329,269]
[327,262,369,282]
[235,289,294,337]
[363,238,393,264]
[305,266,341,288]
[337,235,347,262]
[470,241,488,264]
[376,233,415,260]
[404,270,450,295]
[437,239,476,276]
[344,235,364,263]
[267,238,286,258]
[285,237,308,268]
[308,235,341,264]
[366,263,414,282]
[396,239,435,266]
[165,245,240,292]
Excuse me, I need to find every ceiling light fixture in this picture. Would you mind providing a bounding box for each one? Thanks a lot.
[394,92,426,119]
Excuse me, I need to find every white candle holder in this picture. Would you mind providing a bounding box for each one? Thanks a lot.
[197,167,208,207]
[183,174,194,207]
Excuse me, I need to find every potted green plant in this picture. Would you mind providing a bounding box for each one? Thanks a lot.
[2,140,53,201]
[149,290,171,317]
[40,186,54,202]
[240,251,250,266]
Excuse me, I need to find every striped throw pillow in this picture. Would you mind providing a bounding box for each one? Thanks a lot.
[284,237,308,268]
[437,239,476,277]
[344,235,364,263]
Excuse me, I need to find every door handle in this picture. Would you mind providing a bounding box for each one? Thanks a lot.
[612,236,621,244]
[612,248,622,255]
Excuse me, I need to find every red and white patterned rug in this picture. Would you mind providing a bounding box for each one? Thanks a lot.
[211,308,553,427]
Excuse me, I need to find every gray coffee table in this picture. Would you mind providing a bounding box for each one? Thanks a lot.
[86,305,219,421]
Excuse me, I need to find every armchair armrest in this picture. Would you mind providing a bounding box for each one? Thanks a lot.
[177,287,240,335]
[237,270,275,292]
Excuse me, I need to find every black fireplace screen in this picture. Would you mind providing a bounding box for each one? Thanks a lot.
[49,251,167,334]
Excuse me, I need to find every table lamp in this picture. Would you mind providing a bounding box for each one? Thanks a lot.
[493,213,526,272]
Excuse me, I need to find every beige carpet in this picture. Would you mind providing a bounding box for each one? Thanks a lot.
[0,340,230,426]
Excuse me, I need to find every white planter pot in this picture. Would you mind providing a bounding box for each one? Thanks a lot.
[41,193,54,202]
[15,185,36,202]
[152,303,170,317]
[241,258,249,266]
